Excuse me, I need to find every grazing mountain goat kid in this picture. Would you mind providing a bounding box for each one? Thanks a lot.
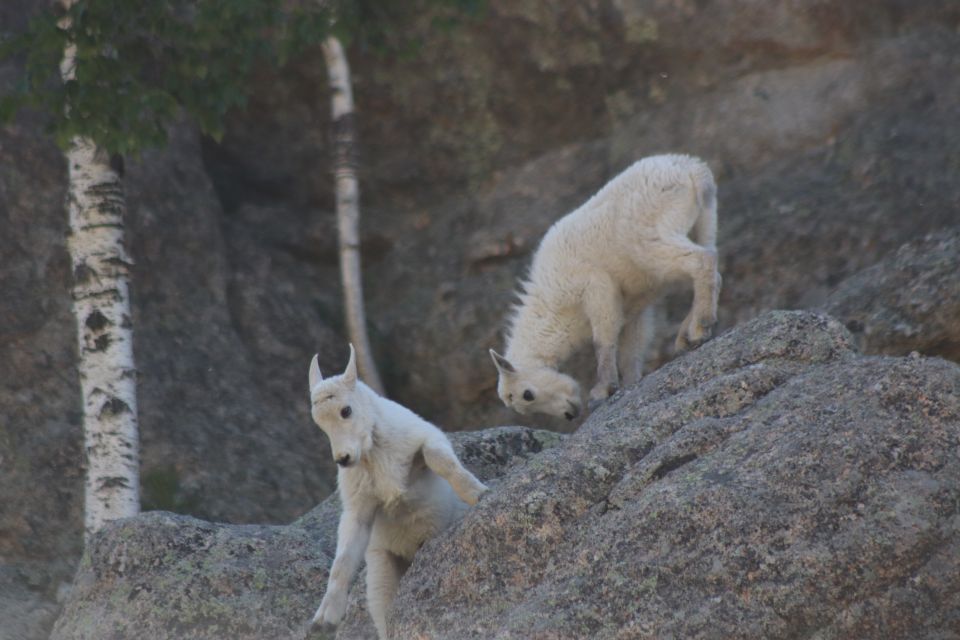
[308,345,488,639]
[490,153,720,419]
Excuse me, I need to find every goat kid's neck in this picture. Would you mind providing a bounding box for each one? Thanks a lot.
[506,298,577,369]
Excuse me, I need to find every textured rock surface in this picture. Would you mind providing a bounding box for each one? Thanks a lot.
[823,227,960,362]
[390,311,960,639]
[49,312,960,639]
[126,124,343,523]
[49,427,562,640]
[0,118,81,640]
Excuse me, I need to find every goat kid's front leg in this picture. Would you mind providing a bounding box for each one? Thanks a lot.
[422,443,488,506]
[584,278,624,403]
[618,305,655,387]
[312,505,374,629]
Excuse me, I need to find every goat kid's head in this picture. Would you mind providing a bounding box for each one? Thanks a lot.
[489,349,582,421]
[308,345,375,468]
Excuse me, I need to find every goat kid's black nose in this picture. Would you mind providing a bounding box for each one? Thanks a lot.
[336,455,352,467]
[565,404,581,420]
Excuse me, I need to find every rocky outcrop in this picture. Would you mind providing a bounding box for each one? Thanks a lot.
[823,228,960,362]
[390,311,960,639]
[49,427,562,640]
[50,312,960,639]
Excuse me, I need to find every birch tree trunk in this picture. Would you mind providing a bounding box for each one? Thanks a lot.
[60,2,140,542]
[321,35,385,395]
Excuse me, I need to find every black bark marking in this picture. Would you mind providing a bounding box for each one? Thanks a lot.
[104,257,134,268]
[330,113,358,169]
[85,310,110,332]
[99,476,131,489]
[93,334,111,352]
[78,223,124,231]
[99,397,131,418]
[651,453,699,480]
[87,181,124,196]
[73,263,95,284]
[73,289,122,303]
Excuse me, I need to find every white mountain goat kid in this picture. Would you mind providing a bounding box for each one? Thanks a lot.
[308,345,488,639]
[490,153,720,419]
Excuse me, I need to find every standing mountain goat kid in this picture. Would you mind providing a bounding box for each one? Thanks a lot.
[491,154,721,419]
[308,345,488,639]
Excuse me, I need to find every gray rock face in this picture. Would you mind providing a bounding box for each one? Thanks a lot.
[49,427,562,640]
[390,311,960,639]
[0,120,80,640]
[823,228,960,362]
[353,24,960,430]
[126,124,344,524]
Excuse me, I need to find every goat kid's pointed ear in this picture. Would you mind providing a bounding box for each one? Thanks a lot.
[342,343,358,389]
[308,354,323,391]
[489,349,516,375]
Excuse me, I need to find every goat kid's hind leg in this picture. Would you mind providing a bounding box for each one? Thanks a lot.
[646,236,720,352]
[679,248,721,351]
[584,276,624,402]
[366,549,409,640]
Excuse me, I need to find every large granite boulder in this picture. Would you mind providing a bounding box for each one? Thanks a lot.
[390,311,960,639]
[49,427,562,640]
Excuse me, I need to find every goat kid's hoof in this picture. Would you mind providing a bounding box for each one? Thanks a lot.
[677,323,715,353]
[467,483,490,506]
[307,619,337,639]
[690,327,715,350]
[589,383,618,402]
[587,395,614,414]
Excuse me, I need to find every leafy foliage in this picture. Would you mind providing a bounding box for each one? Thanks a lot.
[1,0,333,154]
[0,0,484,155]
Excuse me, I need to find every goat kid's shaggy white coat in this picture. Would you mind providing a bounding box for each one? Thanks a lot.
[491,153,720,419]
[308,346,487,639]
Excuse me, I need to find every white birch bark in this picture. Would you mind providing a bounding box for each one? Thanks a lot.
[321,35,385,395]
[60,1,140,542]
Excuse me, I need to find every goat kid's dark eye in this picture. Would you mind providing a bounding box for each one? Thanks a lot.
[523,390,535,402]
[340,406,352,419]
